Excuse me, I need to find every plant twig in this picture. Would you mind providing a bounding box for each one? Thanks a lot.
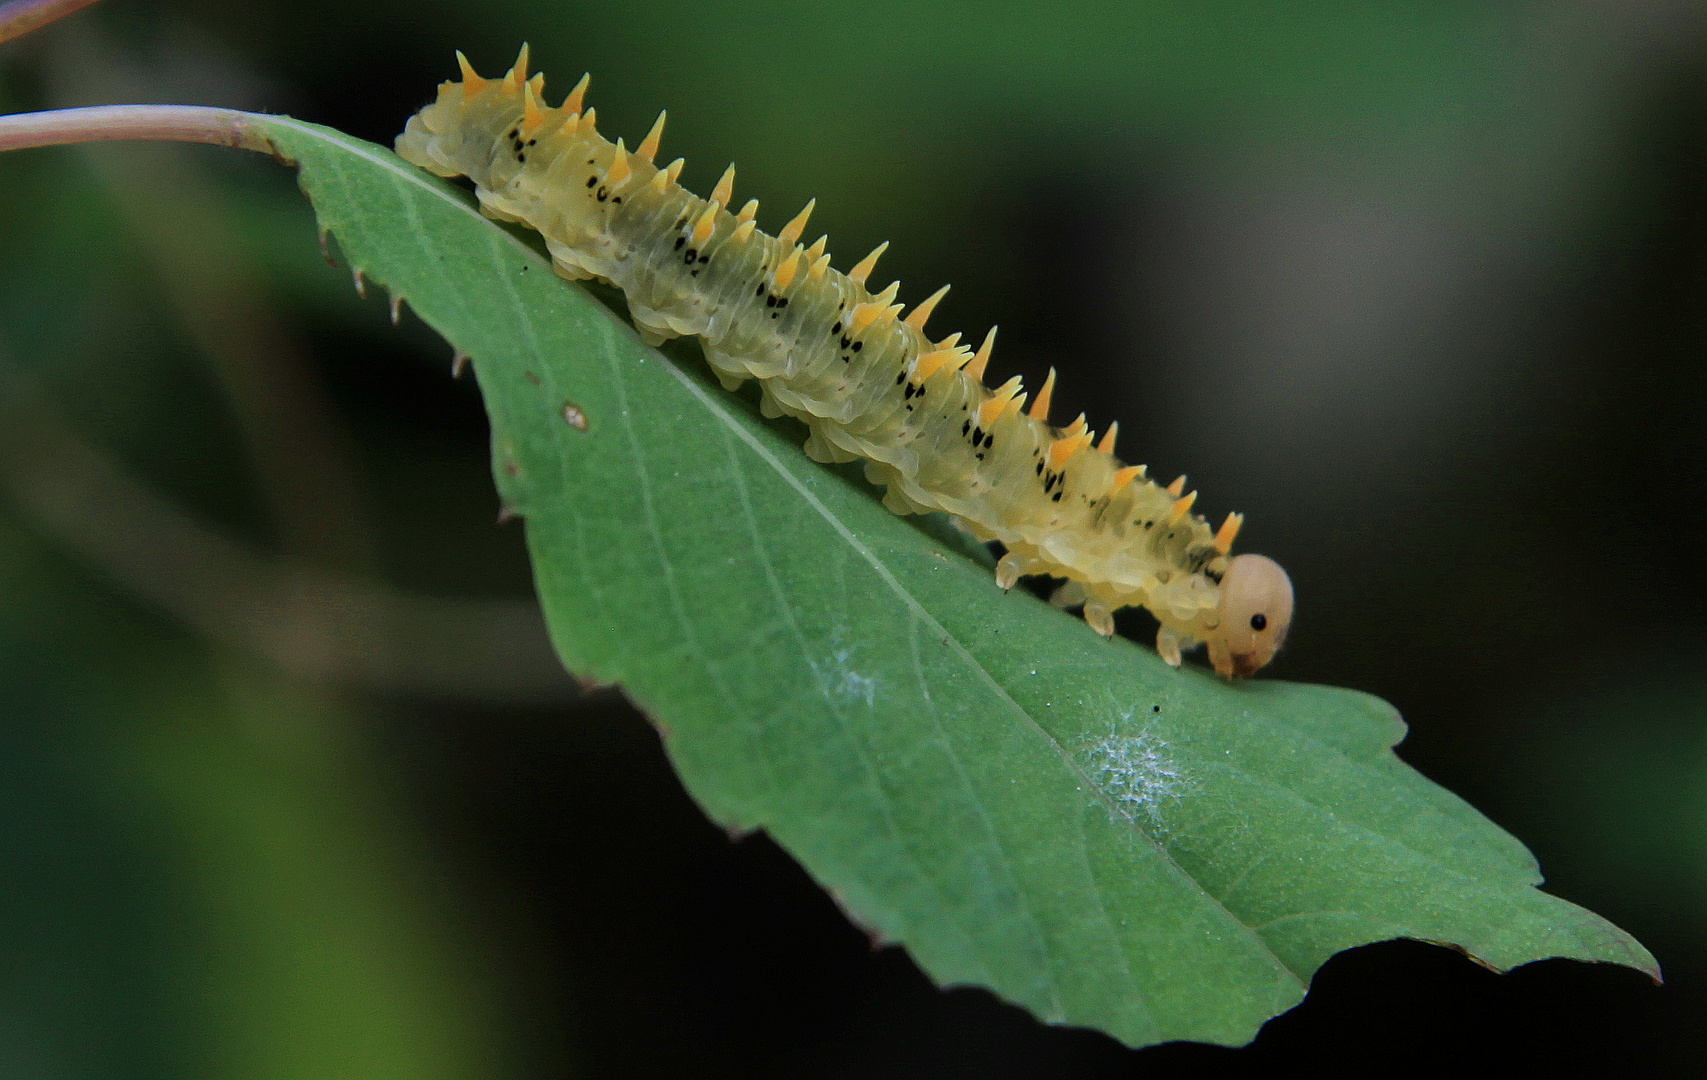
[0,103,276,156]
[0,0,104,46]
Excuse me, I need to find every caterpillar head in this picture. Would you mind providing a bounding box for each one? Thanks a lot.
[1207,554,1293,679]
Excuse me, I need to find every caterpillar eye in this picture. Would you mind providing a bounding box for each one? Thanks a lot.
[1209,554,1293,679]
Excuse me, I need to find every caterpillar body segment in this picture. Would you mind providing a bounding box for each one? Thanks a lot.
[396,48,1293,677]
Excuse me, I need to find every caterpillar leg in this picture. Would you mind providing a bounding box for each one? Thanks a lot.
[802,427,858,464]
[995,552,1027,591]
[477,191,526,224]
[1206,637,1234,680]
[622,300,679,347]
[544,237,596,281]
[881,486,921,515]
[1155,626,1185,667]
[550,259,595,282]
[1083,602,1115,638]
[1048,581,1087,609]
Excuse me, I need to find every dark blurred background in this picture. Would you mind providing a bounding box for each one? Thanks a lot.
[2,0,1705,1075]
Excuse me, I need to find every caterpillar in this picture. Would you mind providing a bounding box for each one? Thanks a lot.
[396,47,1294,678]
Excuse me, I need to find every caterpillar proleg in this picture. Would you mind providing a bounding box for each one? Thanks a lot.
[396,47,1294,677]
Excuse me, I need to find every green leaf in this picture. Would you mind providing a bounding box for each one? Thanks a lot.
[258,116,1657,1048]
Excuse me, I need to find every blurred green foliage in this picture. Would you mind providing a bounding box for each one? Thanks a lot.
[0,517,517,1078]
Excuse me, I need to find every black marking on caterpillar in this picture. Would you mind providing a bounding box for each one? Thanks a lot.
[396,46,1296,678]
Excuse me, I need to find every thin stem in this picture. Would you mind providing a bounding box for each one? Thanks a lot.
[0,0,104,46]
[0,103,276,156]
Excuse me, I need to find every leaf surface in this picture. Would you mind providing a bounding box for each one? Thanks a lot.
[259,116,1657,1047]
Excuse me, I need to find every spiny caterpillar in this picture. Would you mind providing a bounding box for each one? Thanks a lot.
[397,47,1295,678]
